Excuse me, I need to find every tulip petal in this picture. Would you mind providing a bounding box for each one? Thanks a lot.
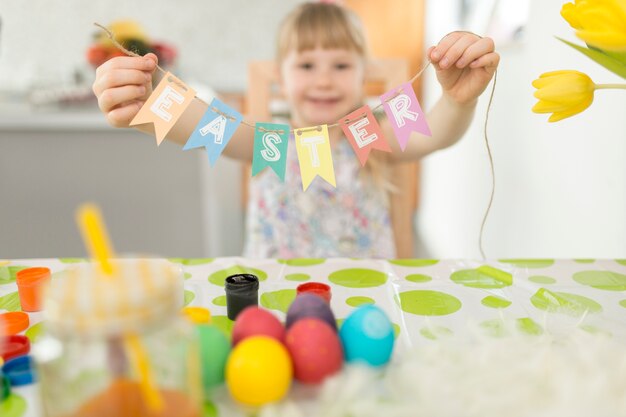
[547,95,594,122]
[532,100,572,113]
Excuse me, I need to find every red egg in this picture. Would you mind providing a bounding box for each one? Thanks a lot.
[285,318,343,385]
[232,306,286,346]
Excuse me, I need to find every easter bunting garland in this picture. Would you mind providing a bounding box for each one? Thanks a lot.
[130,66,430,191]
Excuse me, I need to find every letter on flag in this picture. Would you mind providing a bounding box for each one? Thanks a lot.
[183,98,243,166]
[130,72,196,145]
[380,82,431,150]
[340,105,391,166]
[251,122,289,181]
[294,125,336,191]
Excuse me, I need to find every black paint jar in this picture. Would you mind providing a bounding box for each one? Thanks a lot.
[225,273,259,320]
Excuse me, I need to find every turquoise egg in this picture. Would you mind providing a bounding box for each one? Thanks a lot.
[339,305,394,367]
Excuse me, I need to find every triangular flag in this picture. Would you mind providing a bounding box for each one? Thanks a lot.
[294,125,336,191]
[252,122,289,181]
[340,105,391,166]
[130,72,196,145]
[183,98,243,166]
[380,82,431,150]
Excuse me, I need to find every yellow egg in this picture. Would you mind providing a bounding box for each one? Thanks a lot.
[181,306,212,324]
[226,336,292,406]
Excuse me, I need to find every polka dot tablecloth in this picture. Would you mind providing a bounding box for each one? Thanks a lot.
[1,257,626,417]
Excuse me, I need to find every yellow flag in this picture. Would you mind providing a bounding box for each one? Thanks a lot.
[294,125,336,191]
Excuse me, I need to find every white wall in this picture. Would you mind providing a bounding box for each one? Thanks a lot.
[420,0,626,259]
[0,0,303,92]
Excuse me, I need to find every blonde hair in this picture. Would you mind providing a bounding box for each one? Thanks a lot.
[276,2,395,198]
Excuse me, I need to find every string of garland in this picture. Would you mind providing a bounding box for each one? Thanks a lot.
[94,22,497,260]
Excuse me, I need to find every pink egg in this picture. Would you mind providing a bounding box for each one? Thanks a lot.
[232,306,286,346]
[285,318,343,385]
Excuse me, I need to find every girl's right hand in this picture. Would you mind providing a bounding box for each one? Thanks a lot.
[92,53,158,128]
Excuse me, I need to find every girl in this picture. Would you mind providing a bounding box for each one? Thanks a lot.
[92,2,499,259]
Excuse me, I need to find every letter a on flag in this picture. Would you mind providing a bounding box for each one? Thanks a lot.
[130,72,196,145]
[380,82,431,151]
[183,98,243,166]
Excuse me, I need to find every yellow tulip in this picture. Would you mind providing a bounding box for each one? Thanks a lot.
[561,0,626,51]
[532,70,596,122]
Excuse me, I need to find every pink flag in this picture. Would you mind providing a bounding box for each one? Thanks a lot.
[340,105,391,166]
[380,82,431,151]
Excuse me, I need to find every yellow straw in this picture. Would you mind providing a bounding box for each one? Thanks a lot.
[76,204,115,275]
[75,203,163,412]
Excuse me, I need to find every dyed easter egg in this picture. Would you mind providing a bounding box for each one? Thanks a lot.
[225,336,293,406]
[339,305,394,367]
[232,306,285,346]
[285,318,343,384]
[286,293,337,331]
[197,324,231,390]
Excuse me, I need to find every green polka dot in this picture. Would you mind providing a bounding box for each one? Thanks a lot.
[212,296,227,307]
[169,258,214,265]
[0,394,26,417]
[396,290,462,316]
[278,259,325,266]
[529,275,557,284]
[184,272,192,280]
[203,400,219,417]
[208,266,268,287]
[388,259,439,267]
[579,325,612,337]
[59,258,86,263]
[450,267,512,289]
[328,268,387,288]
[392,323,401,338]
[0,266,28,285]
[615,259,626,266]
[531,288,602,315]
[26,322,45,343]
[184,290,195,306]
[481,295,512,308]
[517,318,543,335]
[420,326,453,340]
[211,315,234,339]
[480,318,542,337]
[0,292,21,312]
[573,270,626,291]
[499,259,554,268]
[260,289,296,313]
[346,296,375,307]
[406,274,432,283]
[574,259,595,263]
[619,299,626,308]
[285,273,310,282]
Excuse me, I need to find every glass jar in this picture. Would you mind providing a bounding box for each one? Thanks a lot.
[34,259,202,417]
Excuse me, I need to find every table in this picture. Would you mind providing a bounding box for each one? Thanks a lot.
[2,258,626,417]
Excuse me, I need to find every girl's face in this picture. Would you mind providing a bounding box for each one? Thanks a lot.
[280,47,365,128]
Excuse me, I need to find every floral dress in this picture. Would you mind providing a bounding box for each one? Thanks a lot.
[243,135,396,259]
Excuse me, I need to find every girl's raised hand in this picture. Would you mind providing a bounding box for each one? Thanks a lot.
[92,53,158,127]
[428,32,499,106]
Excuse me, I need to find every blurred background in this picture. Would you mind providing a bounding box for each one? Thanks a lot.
[0,0,624,259]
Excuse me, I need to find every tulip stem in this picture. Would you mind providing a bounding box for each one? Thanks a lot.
[595,83,626,90]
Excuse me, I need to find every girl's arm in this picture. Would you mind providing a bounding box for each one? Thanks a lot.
[93,53,254,162]
[383,32,499,163]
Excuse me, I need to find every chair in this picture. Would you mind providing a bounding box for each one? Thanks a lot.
[243,59,420,258]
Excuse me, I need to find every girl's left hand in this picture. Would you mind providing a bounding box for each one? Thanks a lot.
[428,32,500,106]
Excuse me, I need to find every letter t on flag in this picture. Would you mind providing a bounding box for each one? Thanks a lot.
[183,98,243,166]
[130,72,196,145]
[380,82,431,151]
[294,125,336,191]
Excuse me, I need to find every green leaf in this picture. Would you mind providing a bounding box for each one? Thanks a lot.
[557,37,626,79]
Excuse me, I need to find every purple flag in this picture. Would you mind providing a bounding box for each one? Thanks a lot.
[380,82,431,151]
